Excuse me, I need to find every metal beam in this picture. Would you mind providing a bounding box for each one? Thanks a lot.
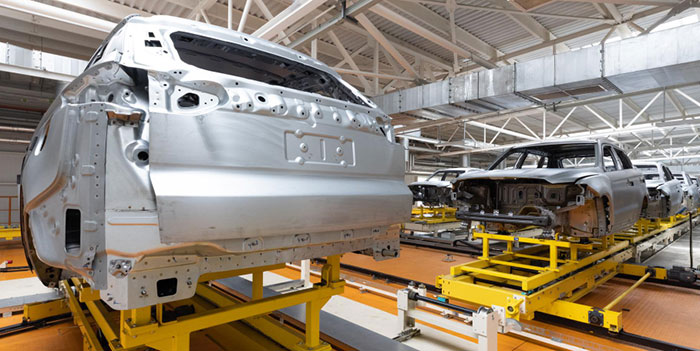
[491,0,569,53]
[238,0,253,32]
[0,0,114,32]
[641,0,699,34]
[549,107,578,137]
[0,16,98,59]
[369,4,497,69]
[462,6,669,69]
[0,62,76,82]
[467,120,539,141]
[675,88,700,108]
[415,0,614,23]
[51,0,150,19]
[327,30,372,92]
[355,13,420,79]
[288,0,383,49]
[666,90,687,116]
[514,116,541,140]
[585,105,617,129]
[333,43,370,68]
[390,1,501,61]
[626,92,662,128]
[252,0,327,41]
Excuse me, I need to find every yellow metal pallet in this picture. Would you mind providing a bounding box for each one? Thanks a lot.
[436,213,694,333]
[0,227,21,241]
[24,256,345,351]
[410,206,459,224]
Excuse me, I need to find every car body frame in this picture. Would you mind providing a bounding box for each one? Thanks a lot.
[19,15,411,310]
[674,172,700,211]
[451,139,648,237]
[408,167,480,206]
[633,161,683,219]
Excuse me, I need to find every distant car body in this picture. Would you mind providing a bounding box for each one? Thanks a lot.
[674,172,700,210]
[451,140,648,237]
[408,168,480,206]
[633,162,683,218]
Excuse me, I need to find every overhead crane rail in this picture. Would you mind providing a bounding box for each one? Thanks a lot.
[436,212,699,334]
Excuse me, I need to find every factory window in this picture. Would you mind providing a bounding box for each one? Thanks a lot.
[170,31,369,107]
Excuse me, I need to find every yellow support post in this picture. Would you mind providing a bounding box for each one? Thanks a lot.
[482,237,489,259]
[549,245,558,270]
[304,297,329,349]
[252,271,263,300]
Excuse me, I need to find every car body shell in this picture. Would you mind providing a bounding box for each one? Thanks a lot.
[451,139,648,237]
[633,161,683,218]
[408,167,480,206]
[19,15,411,309]
[674,172,700,210]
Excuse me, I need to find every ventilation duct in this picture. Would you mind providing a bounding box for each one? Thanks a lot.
[373,22,700,116]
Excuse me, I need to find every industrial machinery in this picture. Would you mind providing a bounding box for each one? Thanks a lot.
[19,15,411,310]
[452,139,648,237]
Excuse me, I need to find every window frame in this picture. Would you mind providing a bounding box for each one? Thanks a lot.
[601,144,621,172]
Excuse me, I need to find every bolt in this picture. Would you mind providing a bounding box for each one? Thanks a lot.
[300,143,308,152]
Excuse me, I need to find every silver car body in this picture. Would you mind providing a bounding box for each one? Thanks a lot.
[20,15,411,310]
[451,139,648,237]
[408,167,480,206]
[673,172,700,210]
[633,162,683,218]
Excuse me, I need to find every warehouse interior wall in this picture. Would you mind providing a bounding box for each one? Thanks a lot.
[0,152,23,226]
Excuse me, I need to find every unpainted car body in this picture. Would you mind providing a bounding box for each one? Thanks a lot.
[451,140,648,237]
[633,162,683,219]
[19,15,411,310]
[408,168,480,206]
[674,172,700,210]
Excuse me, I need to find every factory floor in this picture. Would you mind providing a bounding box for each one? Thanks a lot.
[644,229,700,268]
[0,241,697,350]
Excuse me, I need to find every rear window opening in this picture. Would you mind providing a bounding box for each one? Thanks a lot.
[170,31,368,107]
[491,144,597,170]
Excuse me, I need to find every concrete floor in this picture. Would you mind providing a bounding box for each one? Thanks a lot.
[644,228,700,268]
